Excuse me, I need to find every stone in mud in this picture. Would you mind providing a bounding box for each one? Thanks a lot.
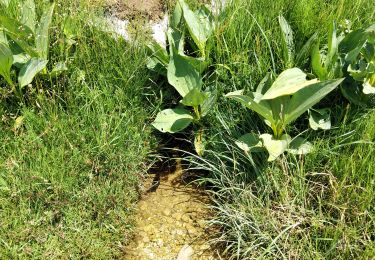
[177,244,194,260]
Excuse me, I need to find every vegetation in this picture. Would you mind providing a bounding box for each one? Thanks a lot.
[0,0,155,258]
[0,0,374,259]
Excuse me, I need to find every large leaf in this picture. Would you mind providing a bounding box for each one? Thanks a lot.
[0,15,34,40]
[225,90,273,123]
[181,88,208,107]
[311,42,328,80]
[170,0,183,30]
[278,15,294,67]
[20,0,36,33]
[35,2,55,59]
[179,0,211,54]
[147,40,169,75]
[152,108,194,133]
[235,133,264,153]
[287,137,312,155]
[326,21,338,66]
[309,108,331,130]
[260,133,290,161]
[285,78,344,124]
[261,68,318,100]
[0,42,13,84]
[167,27,184,55]
[167,46,202,97]
[18,58,48,88]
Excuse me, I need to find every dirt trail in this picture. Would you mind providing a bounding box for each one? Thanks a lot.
[124,160,219,259]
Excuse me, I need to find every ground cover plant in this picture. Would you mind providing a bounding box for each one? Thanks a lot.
[0,0,156,258]
[183,0,375,258]
[0,0,374,258]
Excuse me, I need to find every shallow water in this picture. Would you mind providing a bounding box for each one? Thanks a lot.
[124,160,219,259]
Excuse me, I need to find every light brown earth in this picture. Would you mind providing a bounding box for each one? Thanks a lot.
[124,160,220,259]
[107,0,166,21]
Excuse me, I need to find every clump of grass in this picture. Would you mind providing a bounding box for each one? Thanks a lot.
[191,108,374,259]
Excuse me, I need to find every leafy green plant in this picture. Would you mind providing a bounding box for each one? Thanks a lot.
[226,68,343,161]
[0,0,66,96]
[148,0,217,155]
[311,21,375,106]
[278,15,318,68]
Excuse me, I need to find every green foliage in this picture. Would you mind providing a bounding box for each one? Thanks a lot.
[148,0,217,155]
[226,68,343,160]
[0,0,67,96]
[312,21,375,106]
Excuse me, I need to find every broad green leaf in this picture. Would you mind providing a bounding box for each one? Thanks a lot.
[35,2,55,59]
[309,108,331,130]
[50,62,68,77]
[255,73,273,95]
[225,90,273,123]
[18,58,48,88]
[167,46,202,97]
[285,78,344,124]
[260,133,290,161]
[261,68,318,100]
[0,15,34,40]
[152,108,194,133]
[311,42,328,79]
[235,133,263,153]
[287,137,312,155]
[147,41,169,65]
[278,15,294,67]
[181,88,208,107]
[170,0,183,30]
[179,0,211,54]
[167,27,184,55]
[13,53,31,68]
[295,32,318,67]
[326,21,337,66]
[339,29,367,55]
[20,0,36,33]
[0,42,13,84]
[147,40,169,75]
[181,55,209,74]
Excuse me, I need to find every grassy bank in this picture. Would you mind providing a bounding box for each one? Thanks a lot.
[190,0,375,258]
[0,1,155,258]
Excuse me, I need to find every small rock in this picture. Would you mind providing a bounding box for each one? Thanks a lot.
[173,212,182,221]
[142,236,150,243]
[182,214,191,222]
[177,244,194,260]
[163,208,171,216]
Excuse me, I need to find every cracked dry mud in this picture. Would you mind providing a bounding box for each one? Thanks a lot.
[124,161,219,259]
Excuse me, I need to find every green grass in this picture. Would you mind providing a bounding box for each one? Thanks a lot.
[189,0,375,258]
[0,1,156,258]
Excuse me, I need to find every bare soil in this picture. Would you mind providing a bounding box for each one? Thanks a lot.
[108,0,166,21]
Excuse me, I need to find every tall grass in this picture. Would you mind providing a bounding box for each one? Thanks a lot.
[190,0,375,258]
[0,1,156,258]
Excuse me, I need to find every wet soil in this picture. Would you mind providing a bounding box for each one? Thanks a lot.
[124,160,219,259]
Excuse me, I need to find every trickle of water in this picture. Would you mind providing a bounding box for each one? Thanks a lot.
[124,160,219,260]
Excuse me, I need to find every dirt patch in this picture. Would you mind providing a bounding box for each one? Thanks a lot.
[108,0,166,21]
[124,159,220,259]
